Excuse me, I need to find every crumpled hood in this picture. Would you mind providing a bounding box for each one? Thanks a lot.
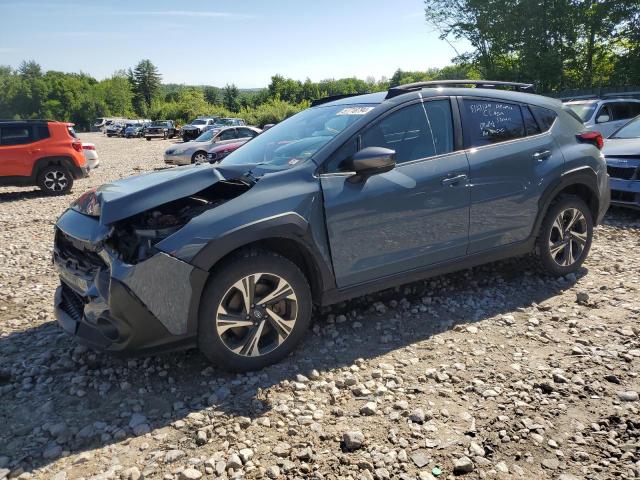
[95,165,223,225]
[603,138,640,157]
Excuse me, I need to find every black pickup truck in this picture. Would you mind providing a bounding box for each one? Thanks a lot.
[145,120,177,141]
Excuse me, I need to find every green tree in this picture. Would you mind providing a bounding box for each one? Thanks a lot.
[131,59,161,115]
[223,83,240,112]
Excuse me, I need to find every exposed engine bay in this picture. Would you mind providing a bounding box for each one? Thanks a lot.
[108,180,251,263]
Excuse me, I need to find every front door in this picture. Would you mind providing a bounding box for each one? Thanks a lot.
[321,99,470,288]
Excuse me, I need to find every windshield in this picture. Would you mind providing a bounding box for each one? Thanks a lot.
[191,119,207,125]
[151,121,168,127]
[611,115,640,139]
[215,118,234,126]
[219,104,375,169]
[566,102,597,122]
[195,130,216,142]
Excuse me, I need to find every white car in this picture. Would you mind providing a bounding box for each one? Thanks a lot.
[565,98,640,137]
[82,143,99,169]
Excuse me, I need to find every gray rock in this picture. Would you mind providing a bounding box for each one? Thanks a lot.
[410,450,430,468]
[342,431,365,450]
[180,468,202,480]
[541,458,560,470]
[164,449,186,463]
[360,401,377,416]
[120,467,142,480]
[227,453,243,470]
[266,466,281,479]
[409,408,426,423]
[453,456,474,474]
[617,391,639,402]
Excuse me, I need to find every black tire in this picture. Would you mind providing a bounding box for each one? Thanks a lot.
[537,195,593,276]
[191,151,208,164]
[146,137,151,141]
[198,249,312,372]
[37,165,74,195]
[163,131,167,139]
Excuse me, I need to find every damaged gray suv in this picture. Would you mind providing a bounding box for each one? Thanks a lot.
[54,80,610,371]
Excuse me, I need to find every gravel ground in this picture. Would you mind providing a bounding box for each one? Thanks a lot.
[0,132,639,480]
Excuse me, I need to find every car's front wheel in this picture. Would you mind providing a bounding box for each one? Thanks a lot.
[198,250,312,372]
[192,151,207,164]
[37,165,73,195]
[537,195,593,276]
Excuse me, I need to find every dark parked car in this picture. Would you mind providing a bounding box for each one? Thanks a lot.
[181,117,218,142]
[602,114,640,209]
[53,80,610,372]
[124,123,147,138]
[145,120,177,141]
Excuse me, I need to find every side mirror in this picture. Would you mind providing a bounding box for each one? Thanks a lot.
[349,147,396,177]
[596,114,610,123]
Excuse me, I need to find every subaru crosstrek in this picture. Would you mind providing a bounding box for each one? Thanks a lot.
[53,80,610,371]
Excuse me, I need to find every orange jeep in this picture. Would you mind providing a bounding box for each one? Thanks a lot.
[0,120,89,195]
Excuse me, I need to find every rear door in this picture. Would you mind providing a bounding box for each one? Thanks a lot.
[460,98,564,253]
[0,124,35,177]
[321,98,471,288]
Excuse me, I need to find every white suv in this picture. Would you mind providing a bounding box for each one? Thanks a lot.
[565,98,640,137]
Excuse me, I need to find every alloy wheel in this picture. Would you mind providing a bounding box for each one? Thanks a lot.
[193,153,207,163]
[216,273,298,357]
[43,170,69,192]
[548,208,588,267]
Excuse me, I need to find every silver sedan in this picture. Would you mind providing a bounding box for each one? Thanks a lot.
[164,126,261,165]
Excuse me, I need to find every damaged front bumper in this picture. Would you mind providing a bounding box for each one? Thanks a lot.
[53,208,208,354]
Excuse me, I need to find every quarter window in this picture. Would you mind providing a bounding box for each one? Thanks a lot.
[0,125,32,146]
[361,99,454,164]
[530,106,558,132]
[462,99,524,147]
[522,106,541,136]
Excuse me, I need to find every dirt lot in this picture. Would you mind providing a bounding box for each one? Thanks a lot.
[0,132,639,480]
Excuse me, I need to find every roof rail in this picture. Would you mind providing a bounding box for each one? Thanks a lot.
[0,118,53,123]
[311,93,362,107]
[386,80,535,99]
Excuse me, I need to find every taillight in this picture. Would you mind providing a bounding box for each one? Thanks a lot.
[72,141,83,152]
[82,144,95,151]
[576,131,603,150]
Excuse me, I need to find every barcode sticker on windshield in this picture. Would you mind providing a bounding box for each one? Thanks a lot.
[336,107,374,116]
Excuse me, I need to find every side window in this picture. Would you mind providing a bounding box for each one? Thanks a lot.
[522,106,541,135]
[610,102,634,121]
[361,100,453,164]
[238,128,257,138]
[218,129,237,141]
[461,99,524,147]
[0,125,33,146]
[531,106,558,132]
[629,103,640,118]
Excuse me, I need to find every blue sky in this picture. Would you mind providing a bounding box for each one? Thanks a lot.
[0,0,470,88]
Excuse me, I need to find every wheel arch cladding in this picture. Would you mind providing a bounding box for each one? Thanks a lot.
[191,214,334,305]
[536,167,600,234]
[33,156,76,178]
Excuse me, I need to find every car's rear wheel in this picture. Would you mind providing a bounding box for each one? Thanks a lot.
[192,151,207,164]
[537,195,593,276]
[37,165,73,195]
[146,137,151,141]
[198,250,312,372]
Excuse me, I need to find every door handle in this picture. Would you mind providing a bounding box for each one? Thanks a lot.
[532,150,551,162]
[441,174,468,187]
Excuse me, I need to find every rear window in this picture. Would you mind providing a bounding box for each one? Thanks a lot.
[566,103,596,122]
[67,126,78,139]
